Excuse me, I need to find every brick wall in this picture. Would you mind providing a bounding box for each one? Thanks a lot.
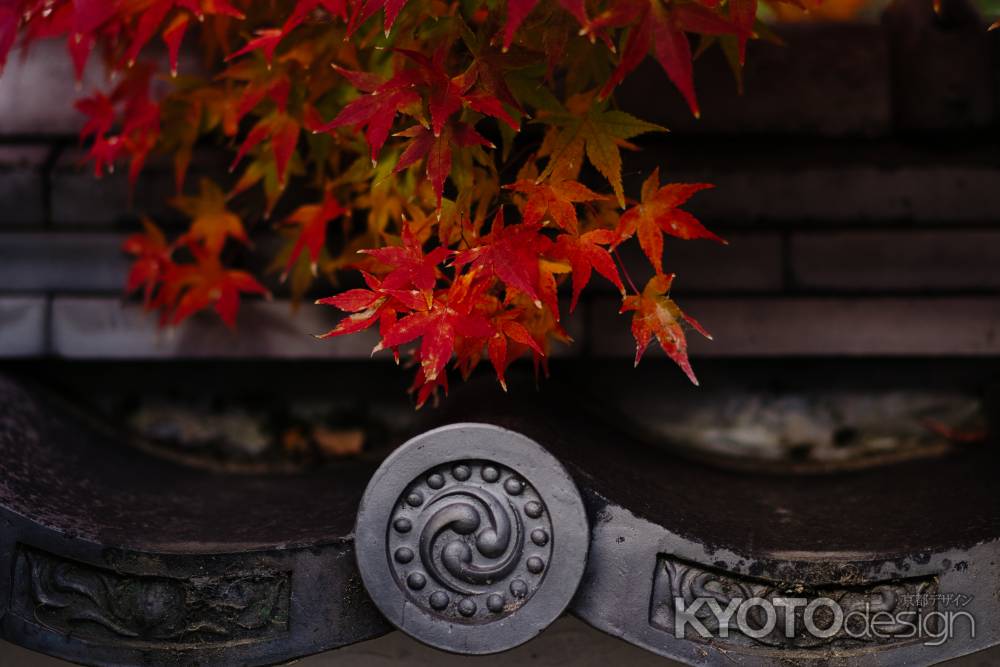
[1,0,999,360]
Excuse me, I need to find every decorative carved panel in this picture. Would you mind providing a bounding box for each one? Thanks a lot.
[11,546,290,647]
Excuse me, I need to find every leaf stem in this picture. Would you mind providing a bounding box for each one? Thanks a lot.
[613,247,640,295]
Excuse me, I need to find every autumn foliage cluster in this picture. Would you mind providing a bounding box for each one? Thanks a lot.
[1,0,780,405]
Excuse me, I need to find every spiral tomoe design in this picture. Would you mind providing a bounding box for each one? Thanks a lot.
[387,460,552,622]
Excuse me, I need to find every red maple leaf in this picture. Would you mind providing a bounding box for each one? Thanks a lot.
[360,223,451,291]
[159,245,270,328]
[621,273,710,385]
[280,190,346,278]
[396,47,470,137]
[617,167,724,275]
[74,65,160,184]
[407,364,448,408]
[392,121,492,207]
[120,97,160,185]
[122,218,174,308]
[316,270,423,342]
[553,229,624,311]
[598,1,738,116]
[318,49,515,172]
[501,0,539,51]
[21,0,113,77]
[454,208,549,304]
[347,0,409,37]
[396,47,518,134]
[224,1,350,66]
[10,0,120,78]
[377,270,493,383]
[487,308,545,391]
[75,92,118,174]
[225,28,284,65]
[313,67,422,165]
[125,0,245,70]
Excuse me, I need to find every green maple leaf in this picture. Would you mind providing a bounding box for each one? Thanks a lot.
[540,99,666,207]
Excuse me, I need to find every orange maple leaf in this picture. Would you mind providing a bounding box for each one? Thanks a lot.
[620,273,710,385]
[618,167,724,274]
[172,179,248,253]
[507,178,605,234]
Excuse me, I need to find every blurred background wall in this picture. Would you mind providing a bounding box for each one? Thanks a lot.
[0,0,998,364]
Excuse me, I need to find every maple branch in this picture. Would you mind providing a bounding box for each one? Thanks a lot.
[5,0,739,402]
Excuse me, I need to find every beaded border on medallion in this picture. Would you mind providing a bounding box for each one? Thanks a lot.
[387,460,553,622]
